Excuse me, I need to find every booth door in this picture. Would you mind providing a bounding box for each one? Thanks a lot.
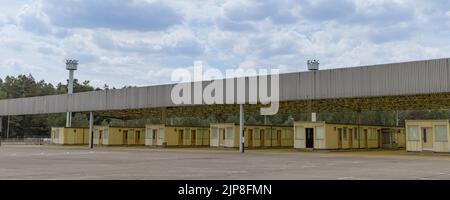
[191,130,196,146]
[363,129,368,148]
[338,128,342,149]
[98,130,103,145]
[135,131,141,144]
[260,129,265,147]
[178,130,184,145]
[123,130,128,145]
[152,129,157,145]
[219,128,225,146]
[421,128,433,151]
[275,130,282,146]
[305,128,314,148]
[381,132,392,148]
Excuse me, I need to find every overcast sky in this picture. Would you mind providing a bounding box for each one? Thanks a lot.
[0,0,449,88]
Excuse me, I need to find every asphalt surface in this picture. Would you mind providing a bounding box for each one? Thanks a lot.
[1,145,450,180]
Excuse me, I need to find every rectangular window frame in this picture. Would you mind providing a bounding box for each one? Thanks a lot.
[435,125,448,142]
[158,128,165,139]
[146,128,152,139]
[343,128,348,140]
[315,126,325,140]
[254,128,260,139]
[211,127,218,140]
[226,127,233,140]
[407,125,420,141]
[265,128,271,140]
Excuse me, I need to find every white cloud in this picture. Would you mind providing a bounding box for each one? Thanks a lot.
[1,59,45,74]
[239,57,260,69]
[43,0,182,31]
[16,1,53,36]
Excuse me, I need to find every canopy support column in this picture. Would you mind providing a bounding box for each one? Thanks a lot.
[6,116,9,140]
[239,104,244,154]
[89,112,94,149]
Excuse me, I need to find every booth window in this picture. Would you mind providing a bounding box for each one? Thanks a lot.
[104,129,109,139]
[368,128,377,140]
[197,129,202,140]
[372,128,378,140]
[407,125,419,141]
[226,128,233,139]
[211,127,218,139]
[54,129,60,139]
[316,126,325,140]
[254,128,260,139]
[343,128,348,140]
[199,129,204,140]
[206,129,210,140]
[202,129,209,140]
[184,128,190,139]
[287,129,292,139]
[265,128,271,139]
[272,130,279,139]
[158,128,165,139]
[146,128,152,139]
[435,125,448,142]
[202,129,206,140]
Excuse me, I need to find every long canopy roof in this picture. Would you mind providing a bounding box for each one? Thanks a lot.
[1,58,450,119]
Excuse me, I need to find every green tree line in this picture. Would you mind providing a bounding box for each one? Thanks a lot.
[0,74,97,138]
